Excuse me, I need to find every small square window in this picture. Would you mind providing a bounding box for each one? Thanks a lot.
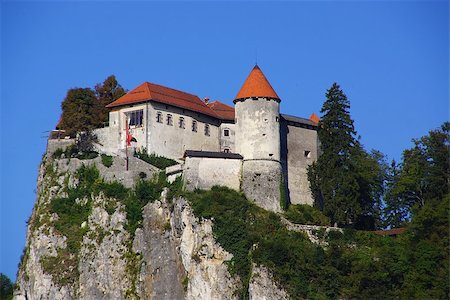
[224,129,229,137]
[156,112,163,123]
[304,150,311,158]
[179,117,185,129]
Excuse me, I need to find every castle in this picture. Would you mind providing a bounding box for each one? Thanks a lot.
[95,65,319,212]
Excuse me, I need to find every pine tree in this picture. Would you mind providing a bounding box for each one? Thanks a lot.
[308,83,385,228]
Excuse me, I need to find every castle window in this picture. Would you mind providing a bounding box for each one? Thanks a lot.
[156,111,163,123]
[224,129,229,137]
[167,114,173,126]
[304,150,311,158]
[192,120,197,132]
[127,110,143,128]
[204,124,210,136]
[179,117,185,129]
[276,116,279,122]
[224,148,230,153]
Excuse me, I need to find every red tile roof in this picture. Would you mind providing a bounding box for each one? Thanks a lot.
[234,65,280,101]
[373,227,406,236]
[207,101,235,121]
[106,82,219,118]
[309,112,320,124]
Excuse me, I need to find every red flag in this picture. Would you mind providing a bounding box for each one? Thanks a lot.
[125,118,133,147]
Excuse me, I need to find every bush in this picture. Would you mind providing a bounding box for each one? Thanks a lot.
[284,204,330,226]
[134,149,178,169]
[101,154,113,168]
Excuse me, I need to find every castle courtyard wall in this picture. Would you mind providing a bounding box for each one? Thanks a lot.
[183,157,242,191]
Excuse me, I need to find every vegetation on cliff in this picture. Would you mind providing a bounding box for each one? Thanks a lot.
[185,186,449,300]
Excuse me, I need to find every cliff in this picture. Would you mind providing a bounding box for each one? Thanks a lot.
[14,147,290,300]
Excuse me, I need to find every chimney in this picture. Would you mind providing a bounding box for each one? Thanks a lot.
[203,97,209,104]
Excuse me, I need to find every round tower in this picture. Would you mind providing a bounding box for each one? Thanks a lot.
[234,65,283,212]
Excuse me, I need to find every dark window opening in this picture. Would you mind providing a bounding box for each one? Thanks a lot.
[167,114,173,126]
[224,129,229,136]
[156,112,163,123]
[205,124,210,136]
[192,120,197,132]
[128,110,143,127]
[304,150,311,158]
[179,117,185,129]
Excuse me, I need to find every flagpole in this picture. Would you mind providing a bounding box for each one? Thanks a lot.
[125,117,129,171]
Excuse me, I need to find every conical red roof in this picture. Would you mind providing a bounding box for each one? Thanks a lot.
[309,112,320,124]
[234,65,280,101]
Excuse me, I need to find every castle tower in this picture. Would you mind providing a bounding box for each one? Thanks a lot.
[234,65,283,212]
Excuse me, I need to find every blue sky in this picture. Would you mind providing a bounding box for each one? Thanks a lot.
[1,1,448,280]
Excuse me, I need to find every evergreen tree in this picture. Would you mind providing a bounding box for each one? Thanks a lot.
[0,273,13,300]
[308,83,386,228]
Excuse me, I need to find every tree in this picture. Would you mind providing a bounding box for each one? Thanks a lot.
[0,273,14,300]
[59,88,98,137]
[383,122,450,227]
[93,75,126,127]
[59,75,126,136]
[308,83,386,228]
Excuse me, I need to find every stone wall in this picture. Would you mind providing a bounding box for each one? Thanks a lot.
[241,160,282,213]
[281,122,318,205]
[219,123,236,153]
[183,157,242,191]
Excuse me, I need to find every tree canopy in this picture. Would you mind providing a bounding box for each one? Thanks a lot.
[58,75,126,136]
[308,83,385,229]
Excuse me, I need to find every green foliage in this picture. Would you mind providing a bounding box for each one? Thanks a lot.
[59,75,126,136]
[308,83,386,229]
[134,149,178,169]
[184,185,449,300]
[52,144,98,160]
[101,154,113,168]
[285,204,330,226]
[0,273,14,300]
[384,122,450,227]
[94,75,127,126]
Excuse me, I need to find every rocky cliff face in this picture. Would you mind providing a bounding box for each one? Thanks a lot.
[14,148,288,300]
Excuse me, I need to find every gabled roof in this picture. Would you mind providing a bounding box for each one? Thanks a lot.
[234,65,280,101]
[207,101,235,121]
[106,82,219,118]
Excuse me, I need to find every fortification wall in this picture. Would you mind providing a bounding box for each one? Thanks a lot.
[283,124,318,205]
[183,157,242,191]
[219,123,236,153]
[241,160,282,212]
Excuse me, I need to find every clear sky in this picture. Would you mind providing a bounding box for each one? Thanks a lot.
[1,1,448,280]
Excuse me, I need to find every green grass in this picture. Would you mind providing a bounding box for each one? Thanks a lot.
[101,154,113,167]
[134,149,178,169]
[284,204,330,226]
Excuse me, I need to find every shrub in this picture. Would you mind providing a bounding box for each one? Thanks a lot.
[134,149,178,169]
[284,204,330,226]
[101,154,113,168]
